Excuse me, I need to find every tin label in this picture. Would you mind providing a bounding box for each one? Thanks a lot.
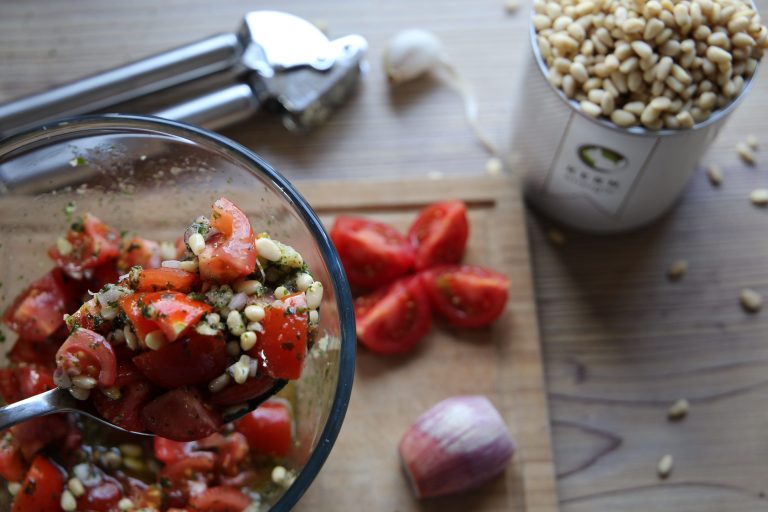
[545,114,659,216]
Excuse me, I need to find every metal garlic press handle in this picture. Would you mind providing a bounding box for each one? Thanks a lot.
[0,33,243,137]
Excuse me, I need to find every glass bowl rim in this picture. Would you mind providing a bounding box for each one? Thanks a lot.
[0,113,356,511]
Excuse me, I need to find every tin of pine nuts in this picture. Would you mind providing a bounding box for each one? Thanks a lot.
[511,14,760,233]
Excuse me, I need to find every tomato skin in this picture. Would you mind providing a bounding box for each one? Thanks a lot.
[141,387,223,441]
[56,328,117,387]
[119,237,161,271]
[3,269,76,342]
[331,216,415,289]
[120,292,211,343]
[408,200,469,270]
[189,486,251,512]
[77,472,124,512]
[48,213,120,279]
[422,265,509,328]
[209,374,278,407]
[248,294,308,379]
[198,198,257,283]
[7,338,60,368]
[11,456,65,512]
[234,399,293,457]
[160,452,216,483]
[135,268,199,293]
[355,275,432,355]
[0,432,27,482]
[133,334,228,388]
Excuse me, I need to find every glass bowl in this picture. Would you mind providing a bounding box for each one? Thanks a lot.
[0,114,355,510]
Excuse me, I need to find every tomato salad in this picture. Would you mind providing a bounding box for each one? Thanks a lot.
[0,197,321,510]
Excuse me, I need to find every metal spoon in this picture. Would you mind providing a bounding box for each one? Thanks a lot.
[0,380,286,437]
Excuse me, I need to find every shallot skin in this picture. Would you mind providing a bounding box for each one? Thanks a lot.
[399,395,515,498]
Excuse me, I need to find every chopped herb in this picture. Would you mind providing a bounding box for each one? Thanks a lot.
[71,220,85,233]
[68,156,87,167]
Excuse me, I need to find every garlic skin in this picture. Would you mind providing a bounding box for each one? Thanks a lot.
[399,395,515,498]
[383,29,444,85]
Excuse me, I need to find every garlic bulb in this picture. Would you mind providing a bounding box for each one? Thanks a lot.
[399,395,515,498]
[383,29,498,155]
[383,29,445,85]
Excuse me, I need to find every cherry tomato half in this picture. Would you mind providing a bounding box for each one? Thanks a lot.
[248,293,308,380]
[0,365,55,404]
[330,216,415,290]
[408,200,469,270]
[48,213,120,279]
[0,432,26,482]
[133,333,228,388]
[3,269,76,342]
[140,387,222,441]
[209,374,278,407]
[422,265,509,328]
[56,328,117,387]
[355,275,432,355]
[188,486,252,512]
[135,268,199,293]
[198,198,257,283]
[92,364,155,433]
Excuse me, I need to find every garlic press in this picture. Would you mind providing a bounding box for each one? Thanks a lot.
[0,11,368,139]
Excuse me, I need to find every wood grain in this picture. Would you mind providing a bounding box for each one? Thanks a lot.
[3,0,768,510]
[297,176,557,512]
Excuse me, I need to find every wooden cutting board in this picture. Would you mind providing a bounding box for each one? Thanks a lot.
[294,175,559,512]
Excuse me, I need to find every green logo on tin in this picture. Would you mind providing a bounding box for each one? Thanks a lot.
[577,145,627,173]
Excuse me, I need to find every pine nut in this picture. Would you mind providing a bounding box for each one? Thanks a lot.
[611,109,637,127]
[255,237,281,262]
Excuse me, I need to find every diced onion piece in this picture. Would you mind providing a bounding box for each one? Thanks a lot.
[399,395,515,498]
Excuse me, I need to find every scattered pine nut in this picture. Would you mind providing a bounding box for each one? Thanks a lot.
[485,157,504,176]
[657,454,674,479]
[547,228,566,246]
[740,288,763,313]
[749,189,768,207]
[504,0,520,14]
[667,260,688,281]
[746,135,759,151]
[667,399,690,421]
[706,164,722,186]
[737,142,756,166]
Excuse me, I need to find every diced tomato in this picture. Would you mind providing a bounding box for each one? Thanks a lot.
[89,262,121,291]
[7,338,60,368]
[198,198,257,283]
[209,374,279,407]
[234,399,293,458]
[188,486,251,512]
[249,294,308,380]
[120,292,211,343]
[160,452,216,483]
[92,379,154,433]
[408,200,469,270]
[11,456,64,512]
[11,415,71,461]
[3,269,76,342]
[141,388,222,441]
[422,265,509,328]
[355,275,432,355]
[0,366,55,404]
[154,437,196,464]
[133,334,228,388]
[77,471,124,512]
[135,268,199,293]
[48,213,120,279]
[330,216,415,289]
[0,432,27,482]
[56,328,117,387]
[194,432,250,476]
[119,237,161,271]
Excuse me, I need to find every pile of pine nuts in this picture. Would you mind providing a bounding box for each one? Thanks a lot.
[534,0,767,129]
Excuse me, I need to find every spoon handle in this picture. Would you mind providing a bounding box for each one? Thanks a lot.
[0,388,74,430]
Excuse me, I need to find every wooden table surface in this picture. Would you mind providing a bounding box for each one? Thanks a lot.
[2,0,768,510]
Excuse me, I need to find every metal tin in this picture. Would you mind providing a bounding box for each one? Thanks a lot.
[511,16,758,233]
